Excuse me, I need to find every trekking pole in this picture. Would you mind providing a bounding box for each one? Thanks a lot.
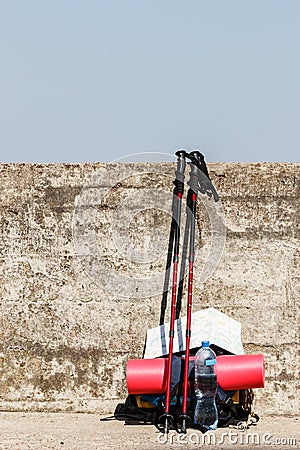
[159,149,187,434]
[177,152,200,433]
[160,149,188,325]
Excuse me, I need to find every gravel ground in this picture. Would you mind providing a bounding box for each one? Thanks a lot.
[0,412,299,450]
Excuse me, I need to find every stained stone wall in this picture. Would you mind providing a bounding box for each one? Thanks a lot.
[0,162,299,415]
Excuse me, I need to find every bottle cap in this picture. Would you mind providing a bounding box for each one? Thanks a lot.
[201,341,210,347]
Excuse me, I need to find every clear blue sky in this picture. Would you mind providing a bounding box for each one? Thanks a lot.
[0,0,299,163]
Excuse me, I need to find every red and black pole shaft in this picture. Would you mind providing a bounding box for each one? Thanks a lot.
[159,205,175,326]
[160,149,187,434]
[178,153,200,433]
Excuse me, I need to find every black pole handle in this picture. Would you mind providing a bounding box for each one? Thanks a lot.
[175,149,187,176]
[187,150,219,202]
[174,150,187,195]
[188,160,199,195]
[189,150,210,179]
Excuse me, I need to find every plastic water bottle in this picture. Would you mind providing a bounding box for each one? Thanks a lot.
[194,341,218,430]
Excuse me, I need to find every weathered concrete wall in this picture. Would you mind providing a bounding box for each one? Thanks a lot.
[0,162,299,416]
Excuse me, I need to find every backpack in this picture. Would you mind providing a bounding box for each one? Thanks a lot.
[102,387,258,429]
[102,355,259,430]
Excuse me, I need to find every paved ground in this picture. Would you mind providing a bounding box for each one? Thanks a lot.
[0,412,299,450]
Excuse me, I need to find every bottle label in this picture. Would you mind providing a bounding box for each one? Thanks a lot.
[205,358,216,366]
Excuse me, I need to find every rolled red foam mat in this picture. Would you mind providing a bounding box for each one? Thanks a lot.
[214,354,265,390]
[126,358,168,395]
[126,354,265,394]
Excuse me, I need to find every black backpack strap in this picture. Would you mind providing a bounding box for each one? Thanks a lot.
[99,415,116,422]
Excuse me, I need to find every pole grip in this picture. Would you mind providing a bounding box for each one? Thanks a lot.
[174,150,187,195]
[188,162,199,195]
[188,150,219,202]
[175,150,187,179]
[189,151,210,178]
